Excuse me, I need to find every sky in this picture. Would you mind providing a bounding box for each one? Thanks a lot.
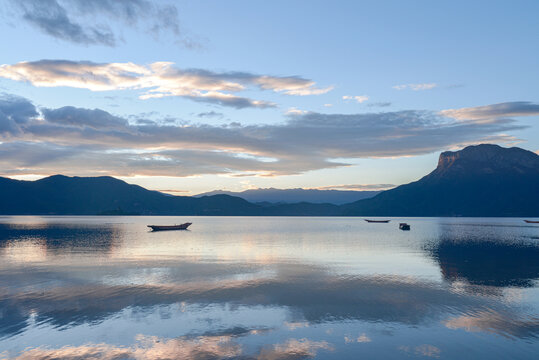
[0,0,538,195]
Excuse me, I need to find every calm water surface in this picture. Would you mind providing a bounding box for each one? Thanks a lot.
[0,216,538,359]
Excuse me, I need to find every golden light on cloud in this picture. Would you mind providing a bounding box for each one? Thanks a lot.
[10,335,242,360]
[8,336,334,360]
[0,60,331,109]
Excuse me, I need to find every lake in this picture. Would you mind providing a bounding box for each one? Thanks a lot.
[0,216,538,359]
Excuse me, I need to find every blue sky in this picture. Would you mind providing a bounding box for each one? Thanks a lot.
[0,0,538,194]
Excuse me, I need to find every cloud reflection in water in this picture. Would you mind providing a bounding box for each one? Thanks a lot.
[1,217,538,358]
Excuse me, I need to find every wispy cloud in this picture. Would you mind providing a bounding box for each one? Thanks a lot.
[343,95,369,103]
[367,102,392,108]
[0,94,527,178]
[393,83,437,91]
[196,111,224,119]
[313,184,395,191]
[285,107,309,115]
[0,60,331,109]
[440,102,539,121]
[257,76,333,96]
[9,0,192,47]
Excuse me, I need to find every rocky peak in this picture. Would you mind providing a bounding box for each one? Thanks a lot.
[433,144,539,177]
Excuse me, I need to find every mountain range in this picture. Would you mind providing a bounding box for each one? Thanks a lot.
[0,144,537,216]
[194,188,381,205]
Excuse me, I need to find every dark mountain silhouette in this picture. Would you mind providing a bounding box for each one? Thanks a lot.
[0,175,261,215]
[195,188,381,205]
[0,144,538,216]
[342,144,539,216]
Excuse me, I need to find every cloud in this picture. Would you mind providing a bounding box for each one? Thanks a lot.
[313,184,395,191]
[0,60,331,109]
[285,107,309,115]
[41,106,128,129]
[0,94,39,135]
[9,0,188,47]
[196,111,223,119]
[367,102,392,108]
[343,95,369,103]
[256,76,333,96]
[157,189,189,194]
[15,0,115,46]
[0,95,529,177]
[440,102,539,121]
[393,83,437,91]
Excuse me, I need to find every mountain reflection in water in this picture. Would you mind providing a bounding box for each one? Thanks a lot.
[432,240,539,287]
[0,216,538,359]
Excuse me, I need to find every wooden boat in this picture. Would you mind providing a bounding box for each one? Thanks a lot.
[364,219,390,223]
[399,223,411,230]
[524,220,539,224]
[148,222,192,231]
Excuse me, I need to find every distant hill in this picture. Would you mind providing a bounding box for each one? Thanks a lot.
[342,144,539,216]
[0,144,537,216]
[195,188,380,205]
[0,175,261,215]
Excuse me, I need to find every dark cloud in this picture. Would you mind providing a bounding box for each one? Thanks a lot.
[0,95,531,177]
[42,106,128,129]
[15,0,115,46]
[0,94,38,135]
[197,111,224,119]
[184,93,276,109]
[132,118,157,126]
[10,0,186,47]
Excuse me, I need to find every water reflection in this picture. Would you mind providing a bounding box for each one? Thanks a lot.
[0,223,120,256]
[2,262,538,340]
[431,240,539,287]
[0,217,538,359]
[9,335,333,360]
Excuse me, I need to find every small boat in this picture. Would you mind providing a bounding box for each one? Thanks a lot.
[524,220,539,224]
[148,222,192,231]
[364,219,390,223]
[399,223,410,231]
